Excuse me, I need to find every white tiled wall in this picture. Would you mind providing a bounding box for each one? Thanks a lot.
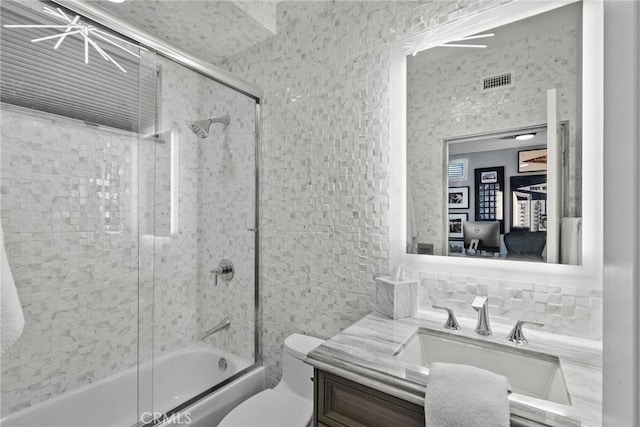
[145,56,207,360]
[195,70,257,363]
[221,0,600,386]
[0,107,140,413]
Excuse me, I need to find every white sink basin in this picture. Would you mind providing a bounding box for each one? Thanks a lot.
[394,328,571,405]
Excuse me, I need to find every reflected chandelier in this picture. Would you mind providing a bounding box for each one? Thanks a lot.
[3,5,141,73]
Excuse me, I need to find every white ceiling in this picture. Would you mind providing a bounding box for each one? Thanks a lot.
[92,0,278,65]
[449,130,547,155]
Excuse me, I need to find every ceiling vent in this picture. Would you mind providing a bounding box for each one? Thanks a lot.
[483,72,513,90]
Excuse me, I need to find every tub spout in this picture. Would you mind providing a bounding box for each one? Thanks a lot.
[202,317,230,340]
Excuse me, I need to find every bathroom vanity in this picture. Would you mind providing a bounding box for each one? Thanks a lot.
[307,311,601,427]
[314,369,424,427]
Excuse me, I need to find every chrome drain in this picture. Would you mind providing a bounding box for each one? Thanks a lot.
[218,357,228,371]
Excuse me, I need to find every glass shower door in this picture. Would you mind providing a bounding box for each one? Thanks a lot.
[0,1,157,425]
[145,56,259,422]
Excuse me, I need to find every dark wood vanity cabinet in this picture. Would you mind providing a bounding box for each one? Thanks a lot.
[313,369,550,427]
[313,369,425,427]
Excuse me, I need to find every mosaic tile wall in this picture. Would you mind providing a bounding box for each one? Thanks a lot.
[0,107,140,414]
[154,56,257,362]
[195,76,257,363]
[147,56,201,359]
[406,8,581,254]
[221,0,600,386]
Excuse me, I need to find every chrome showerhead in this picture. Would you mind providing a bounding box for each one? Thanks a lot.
[185,114,230,139]
[186,120,211,138]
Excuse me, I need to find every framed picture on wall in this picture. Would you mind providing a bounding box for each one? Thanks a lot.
[448,186,469,209]
[518,149,548,173]
[480,170,498,183]
[448,213,468,239]
[448,239,464,255]
[474,166,505,234]
[510,174,547,232]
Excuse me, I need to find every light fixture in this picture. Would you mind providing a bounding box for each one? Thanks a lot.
[3,5,141,73]
[410,33,495,56]
[515,133,536,141]
[108,0,126,3]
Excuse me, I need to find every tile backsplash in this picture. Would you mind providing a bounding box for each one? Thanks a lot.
[412,272,602,340]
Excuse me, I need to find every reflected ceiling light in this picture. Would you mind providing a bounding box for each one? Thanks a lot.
[411,33,495,56]
[108,0,126,3]
[515,133,536,141]
[3,6,141,73]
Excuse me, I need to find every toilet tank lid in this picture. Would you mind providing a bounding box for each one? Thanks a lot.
[284,334,325,359]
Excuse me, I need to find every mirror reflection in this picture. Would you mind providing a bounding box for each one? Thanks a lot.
[406,2,582,264]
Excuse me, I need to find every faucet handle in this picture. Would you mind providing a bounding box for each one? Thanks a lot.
[507,320,544,344]
[211,259,234,286]
[471,296,488,310]
[432,305,461,330]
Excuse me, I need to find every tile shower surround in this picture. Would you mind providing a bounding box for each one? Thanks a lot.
[221,0,601,386]
[0,55,256,414]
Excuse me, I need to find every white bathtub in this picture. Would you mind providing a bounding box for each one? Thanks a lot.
[1,343,265,427]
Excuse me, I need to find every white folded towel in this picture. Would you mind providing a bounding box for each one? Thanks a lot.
[424,363,510,427]
[1,227,24,353]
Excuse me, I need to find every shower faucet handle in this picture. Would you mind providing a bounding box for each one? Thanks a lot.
[211,259,234,286]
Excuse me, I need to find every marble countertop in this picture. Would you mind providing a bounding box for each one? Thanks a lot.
[306,310,602,427]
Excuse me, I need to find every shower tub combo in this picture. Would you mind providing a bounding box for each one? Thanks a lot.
[0,344,265,427]
[0,0,263,425]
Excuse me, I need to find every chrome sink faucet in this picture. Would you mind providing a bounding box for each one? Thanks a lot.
[432,305,460,330]
[471,296,492,336]
[507,320,544,344]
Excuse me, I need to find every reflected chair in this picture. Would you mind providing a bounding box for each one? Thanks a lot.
[503,231,547,262]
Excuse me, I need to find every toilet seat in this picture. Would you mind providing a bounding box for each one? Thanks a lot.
[284,334,324,359]
[218,389,312,427]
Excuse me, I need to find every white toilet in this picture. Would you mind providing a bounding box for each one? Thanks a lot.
[219,333,325,427]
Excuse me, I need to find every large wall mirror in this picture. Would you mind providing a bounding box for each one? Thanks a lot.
[390,0,603,288]
[406,3,581,265]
